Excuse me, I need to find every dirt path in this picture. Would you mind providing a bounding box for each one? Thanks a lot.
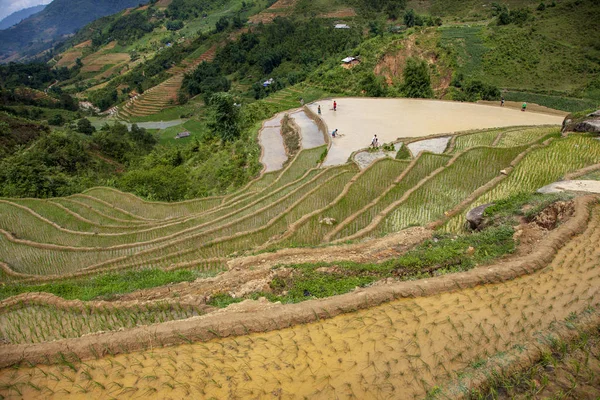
[114,226,431,302]
[478,100,570,117]
[1,198,598,398]
[538,179,600,194]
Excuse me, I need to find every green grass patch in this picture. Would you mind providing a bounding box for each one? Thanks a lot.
[440,26,486,80]
[503,91,599,112]
[0,268,223,301]
[483,191,575,223]
[156,119,209,146]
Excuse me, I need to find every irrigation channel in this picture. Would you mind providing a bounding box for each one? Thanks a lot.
[0,199,599,399]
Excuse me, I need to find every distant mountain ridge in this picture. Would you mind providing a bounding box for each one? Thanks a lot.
[0,4,46,30]
[0,0,149,63]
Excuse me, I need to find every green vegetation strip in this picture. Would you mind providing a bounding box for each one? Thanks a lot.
[0,268,221,302]
[504,91,599,113]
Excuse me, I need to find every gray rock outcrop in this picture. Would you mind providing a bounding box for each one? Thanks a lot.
[563,109,600,134]
[575,120,600,133]
[466,203,495,230]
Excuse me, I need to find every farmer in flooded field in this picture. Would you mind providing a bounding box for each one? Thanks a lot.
[333,100,337,111]
[371,134,378,148]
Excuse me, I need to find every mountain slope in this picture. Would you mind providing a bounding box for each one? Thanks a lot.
[0,0,149,63]
[0,4,46,30]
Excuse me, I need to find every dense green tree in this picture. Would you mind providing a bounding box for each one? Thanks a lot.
[451,80,501,102]
[118,165,189,201]
[232,15,245,29]
[87,87,118,110]
[402,58,433,98]
[182,61,230,101]
[48,114,65,126]
[128,123,157,148]
[385,0,406,19]
[215,16,229,32]
[207,93,241,142]
[361,73,387,97]
[92,123,132,161]
[77,118,96,135]
[59,93,78,111]
[167,0,211,20]
[166,20,184,31]
[0,131,91,197]
[404,9,416,27]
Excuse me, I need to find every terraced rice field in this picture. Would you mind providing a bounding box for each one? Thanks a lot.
[1,199,599,398]
[118,46,216,118]
[1,110,600,397]
[2,126,596,279]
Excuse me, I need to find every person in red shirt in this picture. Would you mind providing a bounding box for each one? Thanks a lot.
[333,101,337,111]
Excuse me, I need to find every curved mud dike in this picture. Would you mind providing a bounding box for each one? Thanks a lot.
[440,310,600,399]
[0,196,596,369]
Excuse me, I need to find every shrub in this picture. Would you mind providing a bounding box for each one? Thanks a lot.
[402,58,433,98]
[119,165,189,201]
[395,144,411,159]
[76,118,95,135]
[166,20,184,31]
[49,113,64,126]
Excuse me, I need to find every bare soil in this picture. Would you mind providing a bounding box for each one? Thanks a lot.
[478,100,569,117]
[374,32,452,94]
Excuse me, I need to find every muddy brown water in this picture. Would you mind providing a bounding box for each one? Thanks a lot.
[407,136,451,156]
[2,205,599,399]
[258,113,287,172]
[309,98,564,167]
[290,110,325,149]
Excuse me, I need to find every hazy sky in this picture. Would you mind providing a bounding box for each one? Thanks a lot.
[0,0,52,21]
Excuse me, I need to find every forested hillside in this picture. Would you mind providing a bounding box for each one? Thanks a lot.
[0,4,46,30]
[0,0,150,62]
[1,0,598,201]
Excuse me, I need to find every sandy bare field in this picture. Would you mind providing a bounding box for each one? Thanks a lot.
[308,98,565,166]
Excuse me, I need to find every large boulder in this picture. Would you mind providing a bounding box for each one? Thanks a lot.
[466,203,495,230]
[588,110,600,118]
[575,120,600,133]
[563,109,600,134]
